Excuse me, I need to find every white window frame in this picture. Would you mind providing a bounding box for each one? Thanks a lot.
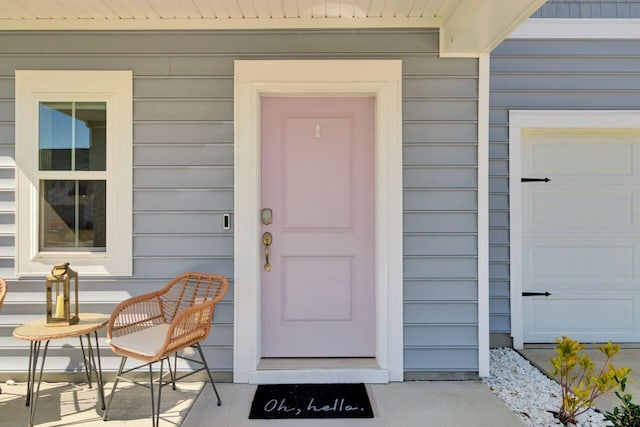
[15,70,132,277]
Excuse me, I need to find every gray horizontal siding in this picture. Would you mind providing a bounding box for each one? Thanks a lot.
[0,31,441,55]
[0,55,479,78]
[397,31,479,372]
[0,29,479,375]
[532,0,640,18]
[488,38,640,334]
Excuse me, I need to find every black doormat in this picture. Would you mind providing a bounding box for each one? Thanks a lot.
[249,383,374,419]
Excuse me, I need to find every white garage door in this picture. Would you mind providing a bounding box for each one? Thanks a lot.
[522,129,640,343]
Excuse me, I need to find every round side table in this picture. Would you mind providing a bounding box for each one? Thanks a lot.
[13,313,109,427]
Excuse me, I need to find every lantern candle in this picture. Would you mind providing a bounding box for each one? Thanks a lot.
[55,294,65,318]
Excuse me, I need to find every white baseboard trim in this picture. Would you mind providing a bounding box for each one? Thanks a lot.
[248,369,390,384]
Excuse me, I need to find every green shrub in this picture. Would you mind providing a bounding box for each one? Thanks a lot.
[551,336,630,425]
[605,375,640,427]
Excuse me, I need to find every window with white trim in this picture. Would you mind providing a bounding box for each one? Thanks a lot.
[16,71,132,276]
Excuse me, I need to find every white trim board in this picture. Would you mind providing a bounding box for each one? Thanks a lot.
[508,110,640,349]
[0,17,439,31]
[477,54,490,377]
[233,60,403,384]
[509,18,640,39]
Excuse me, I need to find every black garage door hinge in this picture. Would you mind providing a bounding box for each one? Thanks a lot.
[521,177,551,183]
[522,292,551,297]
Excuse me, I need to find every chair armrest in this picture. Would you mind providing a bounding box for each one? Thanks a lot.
[108,291,165,339]
[158,300,216,357]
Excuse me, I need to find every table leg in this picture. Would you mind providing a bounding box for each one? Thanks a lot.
[25,341,37,407]
[78,333,92,387]
[93,331,106,410]
[79,332,106,411]
[28,340,49,427]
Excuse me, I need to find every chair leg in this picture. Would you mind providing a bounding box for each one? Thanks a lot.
[149,363,157,427]
[103,356,126,421]
[194,342,221,406]
[173,352,178,390]
[155,359,164,427]
[166,353,176,391]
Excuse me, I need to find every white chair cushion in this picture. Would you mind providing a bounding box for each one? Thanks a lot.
[108,324,170,357]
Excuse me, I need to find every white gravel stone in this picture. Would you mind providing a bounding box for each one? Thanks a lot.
[482,348,607,427]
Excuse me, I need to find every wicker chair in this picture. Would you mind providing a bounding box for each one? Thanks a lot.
[103,272,228,426]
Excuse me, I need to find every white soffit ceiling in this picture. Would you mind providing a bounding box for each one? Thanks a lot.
[0,0,546,56]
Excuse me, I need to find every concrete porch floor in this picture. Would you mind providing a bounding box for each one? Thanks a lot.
[0,379,524,426]
[519,347,640,414]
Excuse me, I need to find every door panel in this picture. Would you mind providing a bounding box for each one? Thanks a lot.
[281,257,353,321]
[522,130,640,342]
[261,97,375,357]
[282,116,353,230]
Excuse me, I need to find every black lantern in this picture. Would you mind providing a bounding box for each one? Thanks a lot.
[46,262,79,326]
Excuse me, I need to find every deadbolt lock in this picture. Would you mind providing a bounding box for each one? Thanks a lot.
[261,208,273,225]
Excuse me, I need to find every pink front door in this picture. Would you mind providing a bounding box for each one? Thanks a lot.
[260,97,375,357]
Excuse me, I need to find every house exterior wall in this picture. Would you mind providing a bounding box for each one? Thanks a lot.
[488,36,640,337]
[0,29,481,377]
[532,0,640,18]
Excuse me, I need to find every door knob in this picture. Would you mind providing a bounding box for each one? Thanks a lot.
[262,232,272,272]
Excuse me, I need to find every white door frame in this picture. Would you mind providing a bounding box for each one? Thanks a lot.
[509,110,640,349]
[233,60,403,383]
